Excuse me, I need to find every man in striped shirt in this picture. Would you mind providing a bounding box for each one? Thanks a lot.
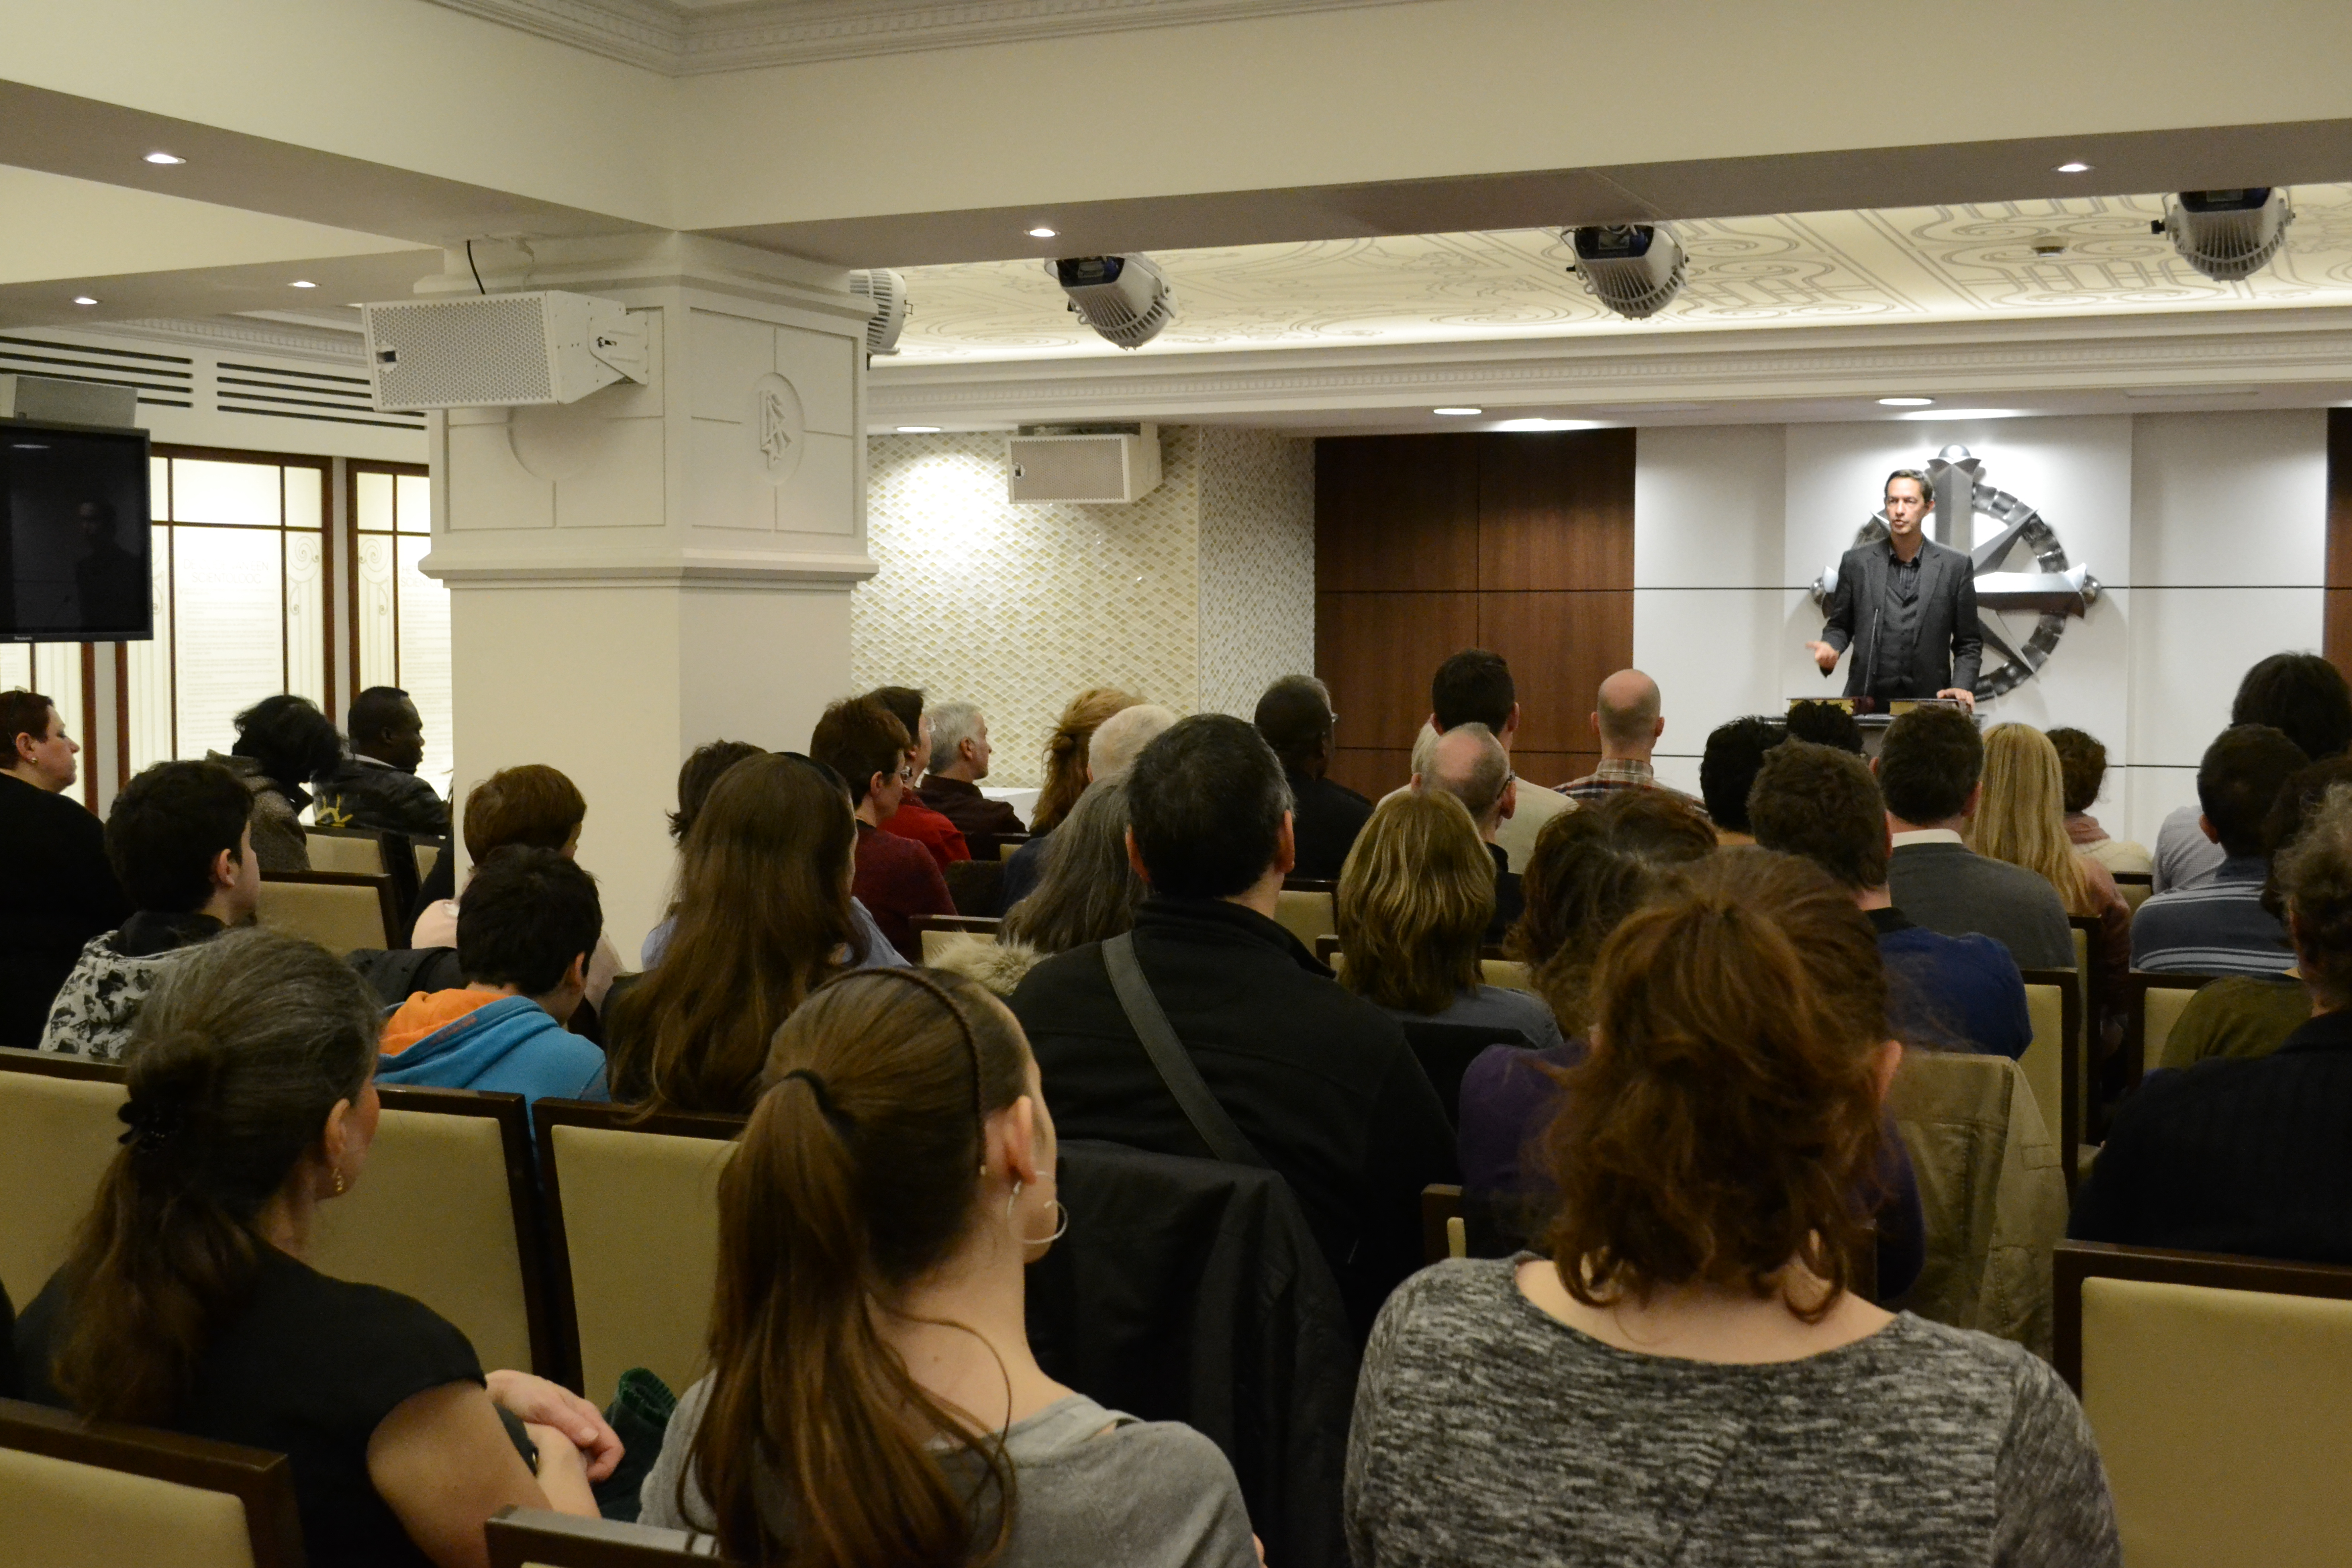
[2132,725,2308,975]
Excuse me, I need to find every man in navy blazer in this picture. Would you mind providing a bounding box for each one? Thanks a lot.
[1808,469,1983,713]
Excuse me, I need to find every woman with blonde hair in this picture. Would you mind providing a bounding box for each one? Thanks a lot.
[1969,723,2130,1050]
[1335,789,1561,1047]
[1028,686,1142,834]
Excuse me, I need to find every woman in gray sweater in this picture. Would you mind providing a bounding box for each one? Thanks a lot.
[639,966,1258,1568]
[1346,848,2120,1567]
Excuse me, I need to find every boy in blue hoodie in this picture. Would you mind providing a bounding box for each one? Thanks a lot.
[377,845,609,1119]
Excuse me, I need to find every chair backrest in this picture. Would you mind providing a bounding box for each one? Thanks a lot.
[308,1086,552,1378]
[994,834,1029,862]
[910,914,1000,967]
[2124,971,2220,1090]
[2016,969,2084,1193]
[536,1100,744,1406]
[414,840,443,883]
[0,1398,304,1568]
[0,1049,128,1307]
[1398,1018,1533,1126]
[1420,1184,1465,1267]
[1273,888,1335,951]
[2053,1241,2352,1568]
[256,870,399,957]
[485,1506,720,1566]
[304,827,385,877]
[1480,958,1533,992]
[2114,871,2153,914]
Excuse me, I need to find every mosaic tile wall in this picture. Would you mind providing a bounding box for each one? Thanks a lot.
[1198,428,1316,717]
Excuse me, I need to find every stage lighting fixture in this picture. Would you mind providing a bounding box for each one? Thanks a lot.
[1565,224,1686,319]
[2155,188,2294,281]
[849,268,910,356]
[1049,254,1174,350]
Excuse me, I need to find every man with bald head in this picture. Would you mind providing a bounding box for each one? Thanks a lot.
[1559,669,1690,805]
[1414,722,1524,942]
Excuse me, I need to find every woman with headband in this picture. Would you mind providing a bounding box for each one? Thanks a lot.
[639,967,1260,1567]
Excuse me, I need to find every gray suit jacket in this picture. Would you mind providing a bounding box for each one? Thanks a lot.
[1821,537,1983,697]
[1888,841,2075,971]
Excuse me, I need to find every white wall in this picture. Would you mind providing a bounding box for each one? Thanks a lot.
[1634,410,2330,849]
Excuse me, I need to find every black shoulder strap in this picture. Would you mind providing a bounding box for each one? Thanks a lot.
[1101,932,1269,1169]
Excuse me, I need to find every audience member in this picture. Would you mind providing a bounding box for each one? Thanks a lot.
[0,689,127,1048]
[640,968,1257,1565]
[1696,714,1784,844]
[375,847,608,1113]
[940,778,1145,997]
[1256,673,1371,880]
[1784,698,1867,753]
[1876,705,2074,969]
[809,695,955,956]
[1971,724,2130,1045]
[2047,725,2151,878]
[14,929,615,1566]
[1424,649,1565,872]
[1751,740,2031,1059]
[1000,701,1174,910]
[2154,653,2351,891]
[1010,714,1457,1333]
[2133,724,2306,975]
[1334,789,1561,1048]
[1559,669,1686,805]
[2074,783,2352,1263]
[869,684,972,868]
[39,761,257,1061]
[608,753,868,1114]
[1350,851,2118,1567]
[410,764,625,1012]
[1414,722,1524,942]
[214,693,342,870]
[918,699,1027,859]
[313,685,449,838]
[1029,685,1143,834]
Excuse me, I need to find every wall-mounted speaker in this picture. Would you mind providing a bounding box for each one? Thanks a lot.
[1008,425,1162,504]
[361,290,649,411]
[0,374,138,428]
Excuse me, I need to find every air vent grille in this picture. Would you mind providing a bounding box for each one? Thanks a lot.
[0,334,192,407]
[214,360,424,430]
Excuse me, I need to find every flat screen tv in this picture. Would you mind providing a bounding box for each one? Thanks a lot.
[1,419,153,643]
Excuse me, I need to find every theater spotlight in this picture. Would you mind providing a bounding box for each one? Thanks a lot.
[1049,255,1175,350]
[2154,188,2294,281]
[1565,225,1687,320]
[849,269,910,356]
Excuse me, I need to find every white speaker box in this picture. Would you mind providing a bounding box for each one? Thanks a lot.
[361,290,648,411]
[1007,426,1161,504]
[0,374,138,428]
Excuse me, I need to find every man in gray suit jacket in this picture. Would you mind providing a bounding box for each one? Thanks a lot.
[1808,469,1982,713]
[1876,705,2074,971]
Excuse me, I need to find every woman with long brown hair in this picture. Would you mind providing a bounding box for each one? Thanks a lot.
[14,929,616,1568]
[1027,685,1142,834]
[638,967,1258,1566]
[606,753,862,1114]
[1347,851,2119,1566]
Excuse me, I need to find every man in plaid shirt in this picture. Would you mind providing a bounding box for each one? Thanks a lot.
[1559,670,1697,806]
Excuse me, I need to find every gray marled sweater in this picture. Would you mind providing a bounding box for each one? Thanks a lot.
[1346,1259,2119,1567]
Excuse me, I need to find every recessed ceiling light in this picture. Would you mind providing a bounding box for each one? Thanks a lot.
[1433,406,1483,416]
[1878,396,1934,407]
[1026,227,1057,239]
[2053,161,2093,174]
[1492,418,1604,431]
[1898,407,2025,421]
[896,425,944,433]
[143,152,185,165]
[289,280,316,289]
[71,296,97,306]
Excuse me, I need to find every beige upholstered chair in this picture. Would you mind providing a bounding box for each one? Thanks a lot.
[308,1087,550,1378]
[2055,1242,2352,1568]
[414,841,442,881]
[909,915,1001,966]
[1480,958,1533,993]
[0,1397,303,1568]
[486,1506,720,1566]
[537,1102,743,1407]
[255,871,398,957]
[2015,969,2084,1190]
[0,1050,128,1306]
[1274,889,1336,951]
[303,829,386,877]
[2134,975,2210,1082]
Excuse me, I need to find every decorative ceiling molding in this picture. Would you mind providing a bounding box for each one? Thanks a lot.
[424,0,1425,74]
[868,307,2352,424]
[104,314,368,366]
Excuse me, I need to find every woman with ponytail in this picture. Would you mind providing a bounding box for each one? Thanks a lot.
[13,928,617,1568]
[639,967,1259,1567]
[1346,850,2122,1567]
[1027,686,1141,835]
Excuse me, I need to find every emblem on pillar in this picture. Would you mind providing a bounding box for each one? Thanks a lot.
[752,371,804,483]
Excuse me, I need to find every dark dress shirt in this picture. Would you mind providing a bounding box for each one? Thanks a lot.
[1009,894,1458,1334]
[312,756,450,838]
[1286,768,1374,881]
[852,820,955,957]
[1870,906,2034,1059]
[0,773,129,1049]
[2070,1008,2352,1261]
[917,774,1027,861]
[1819,536,1982,698]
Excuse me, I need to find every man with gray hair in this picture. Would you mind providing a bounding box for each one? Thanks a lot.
[1414,722,1524,942]
[1000,702,1178,910]
[1255,673,1371,879]
[918,699,1027,860]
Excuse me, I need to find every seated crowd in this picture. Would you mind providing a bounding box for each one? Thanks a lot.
[21,643,2352,1564]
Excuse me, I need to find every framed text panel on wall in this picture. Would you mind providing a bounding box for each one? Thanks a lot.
[348,462,450,794]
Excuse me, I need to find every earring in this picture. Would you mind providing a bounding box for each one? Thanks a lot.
[1006,1179,1069,1245]
[331,1168,346,1197]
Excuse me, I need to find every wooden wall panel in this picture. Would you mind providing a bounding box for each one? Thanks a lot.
[1315,436,1480,593]
[2328,409,2352,681]
[1477,590,1635,756]
[1477,428,1636,592]
[1316,590,1479,750]
[1329,747,1412,801]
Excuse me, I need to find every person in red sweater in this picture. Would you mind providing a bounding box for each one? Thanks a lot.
[868,686,970,870]
[811,696,955,957]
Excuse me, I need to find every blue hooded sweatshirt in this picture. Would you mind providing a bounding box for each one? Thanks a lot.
[375,993,608,1126]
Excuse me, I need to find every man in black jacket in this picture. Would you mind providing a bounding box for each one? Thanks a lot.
[1011,713,1458,1335]
[313,685,449,837]
[1254,674,1369,881]
[1808,468,1982,712]
[0,690,128,1047]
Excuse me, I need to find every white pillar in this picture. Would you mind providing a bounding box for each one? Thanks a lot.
[422,234,874,956]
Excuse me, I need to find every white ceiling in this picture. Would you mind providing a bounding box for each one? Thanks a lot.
[886,187,2352,363]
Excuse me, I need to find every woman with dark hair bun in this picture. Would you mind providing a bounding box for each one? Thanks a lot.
[1347,850,2120,1567]
[640,966,1258,1566]
[14,928,614,1568]
[213,693,345,870]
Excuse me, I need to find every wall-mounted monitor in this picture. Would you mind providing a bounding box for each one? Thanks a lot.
[1,419,153,643]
